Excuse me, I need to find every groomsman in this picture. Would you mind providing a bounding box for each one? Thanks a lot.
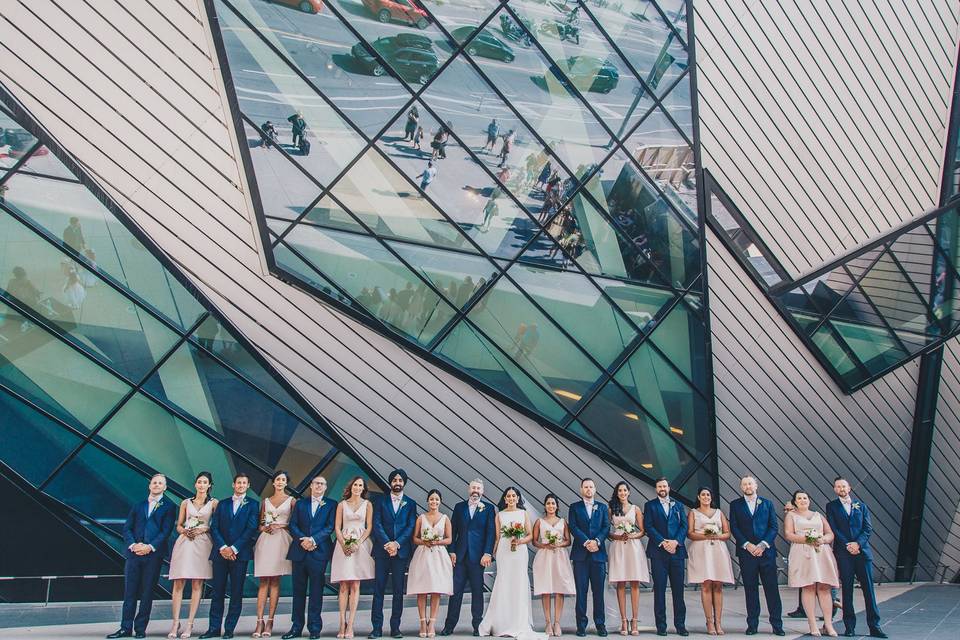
[568,478,609,637]
[370,469,417,639]
[441,479,496,636]
[642,477,688,637]
[825,477,886,638]
[106,474,176,639]
[201,473,260,639]
[729,476,784,636]
[284,475,337,640]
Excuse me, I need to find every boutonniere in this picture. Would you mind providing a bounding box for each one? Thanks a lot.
[240,498,248,509]
[400,500,408,509]
[477,503,485,512]
[319,499,326,509]
[756,498,762,506]
[852,503,861,510]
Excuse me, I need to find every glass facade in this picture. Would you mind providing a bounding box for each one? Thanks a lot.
[0,101,382,562]
[210,0,714,493]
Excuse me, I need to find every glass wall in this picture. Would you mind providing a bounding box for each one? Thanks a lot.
[0,102,383,568]
[211,0,714,493]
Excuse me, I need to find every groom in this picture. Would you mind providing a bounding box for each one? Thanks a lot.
[441,479,496,636]
[370,469,417,639]
[568,478,609,637]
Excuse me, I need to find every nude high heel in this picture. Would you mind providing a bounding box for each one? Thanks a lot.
[168,622,181,639]
[428,618,437,638]
[419,618,428,638]
[263,617,274,637]
[180,622,194,639]
[619,619,628,636]
[253,618,265,638]
[630,620,639,636]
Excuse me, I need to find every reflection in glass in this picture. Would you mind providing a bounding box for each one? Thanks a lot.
[0,389,84,485]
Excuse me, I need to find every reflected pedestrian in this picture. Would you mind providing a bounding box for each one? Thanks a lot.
[414,126,424,151]
[417,161,438,192]
[484,118,499,153]
[63,216,86,253]
[288,111,308,148]
[404,106,420,141]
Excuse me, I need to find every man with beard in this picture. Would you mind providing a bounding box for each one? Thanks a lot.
[440,479,496,636]
[643,478,688,637]
[370,470,417,639]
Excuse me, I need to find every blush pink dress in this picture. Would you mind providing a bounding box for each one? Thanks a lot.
[607,506,649,583]
[787,511,840,587]
[531,518,575,595]
[330,499,375,583]
[254,496,294,577]
[168,499,215,580]
[686,509,734,584]
[407,514,453,595]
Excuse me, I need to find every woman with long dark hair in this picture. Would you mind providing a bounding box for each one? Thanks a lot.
[606,481,647,635]
[531,493,575,636]
[407,489,453,637]
[168,472,217,639]
[686,486,734,635]
[331,477,375,638]
[253,471,296,637]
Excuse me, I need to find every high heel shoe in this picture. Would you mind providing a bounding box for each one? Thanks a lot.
[619,619,628,636]
[715,621,725,636]
[264,618,274,638]
[345,622,354,639]
[822,626,838,638]
[553,623,562,637]
[337,622,346,639]
[630,620,639,636]
[180,622,195,639]
[253,618,265,638]
[419,618,428,638]
[428,618,437,638]
[706,619,716,636]
[169,622,181,639]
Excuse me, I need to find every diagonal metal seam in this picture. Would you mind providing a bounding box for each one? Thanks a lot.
[0,139,43,186]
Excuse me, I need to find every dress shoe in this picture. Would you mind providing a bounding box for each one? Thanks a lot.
[773,630,786,637]
[745,630,758,636]
[135,634,146,639]
[842,630,855,637]
[869,629,888,638]
[655,631,667,637]
[311,634,322,640]
[283,630,303,639]
[391,632,404,639]
[787,608,807,619]
[222,632,234,639]
[472,631,480,638]
[106,631,132,639]
[596,626,608,637]
[199,632,221,639]
[575,629,586,637]
[369,633,382,639]
[677,629,689,637]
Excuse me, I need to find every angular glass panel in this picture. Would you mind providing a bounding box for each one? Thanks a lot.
[577,379,698,485]
[311,449,385,501]
[0,299,130,432]
[216,2,367,183]
[386,240,500,311]
[708,190,786,288]
[301,194,368,234]
[1,174,206,330]
[647,295,709,388]
[425,0,501,36]
[675,461,716,498]
[141,341,335,483]
[597,278,674,334]
[827,319,909,376]
[566,419,621,458]
[624,109,696,221]
[861,246,936,341]
[434,320,569,422]
[330,148,478,251]
[0,212,183,382]
[273,237,360,309]
[222,0,412,137]
[505,263,637,368]
[466,275,602,410]
[18,145,79,181]
[0,109,36,170]
[809,324,861,379]
[283,224,458,344]
[0,389,84,485]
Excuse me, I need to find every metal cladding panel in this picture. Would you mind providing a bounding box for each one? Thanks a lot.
[0,0,651,508]
[706,228,920,572]
[695,0,959,275]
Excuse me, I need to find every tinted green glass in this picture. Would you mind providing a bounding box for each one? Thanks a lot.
[0,389,84,484]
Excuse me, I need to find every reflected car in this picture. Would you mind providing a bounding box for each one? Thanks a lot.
[261,0,323,13]
[550,56,619,93]
[450,26,515,62]
[350,36,438,84]
[0,128,44,157]
[362,0,430,29]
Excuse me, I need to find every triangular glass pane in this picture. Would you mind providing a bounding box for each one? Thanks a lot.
[386,240,500,311]
[595,277,675,335]
[0,390,84,485]
[426,0,502,37]
[272,236,361,310]
[302,194,368,234]
[221,0,413,138]
[646,293,709,390]
[624,107,696,220]
[504,262,637,369]
[577,378,699,485]
[283,223,458,345]
[825,318,908,377]
[216,2,367,182]
[0,109,36,172]
[565,419,622,458]
[19,146,80,181]
[655,71,693,142]
[330,148,479,252]
[242,120,325,222]
[433,320,569,423]
[466,274,603,411]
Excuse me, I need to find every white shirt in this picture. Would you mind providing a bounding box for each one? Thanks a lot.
[659,498,671,516]
[583,499,594,519]
[311,496,324,517]
[468,498,480,518]
[840,497,852,516]
[232,494,245,515]
[744,496,757,515]
[392,493,404,512]
[147,496,161,517]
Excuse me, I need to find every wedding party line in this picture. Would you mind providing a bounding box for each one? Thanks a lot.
[106,470,887,640]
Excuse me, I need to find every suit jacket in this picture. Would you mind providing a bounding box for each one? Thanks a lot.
[449,500,496,562]
[568,500,610,562]
[372,494,417,559]
[642,498,688,561]
[209,495,260,561]
[287,496,337,563]
[825,497,874,561]
[122,497,176,559]
[728,496,778,560]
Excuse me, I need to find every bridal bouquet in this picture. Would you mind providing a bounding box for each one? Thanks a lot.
[421,526,441,549]
[185,516,205,530]
[501,522,526,551]
[804,529,822,552]
[263,512,277,526]
[544,531,561,546]
[702,523,720,546]
[343,529,361,550]
[615,521,636,539]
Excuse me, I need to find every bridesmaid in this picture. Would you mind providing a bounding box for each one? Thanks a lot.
[253,471,296,638]
[686,486,734,636]
[785,491,840,637]
[331,477,375,639]
[531,493,575,637]
[606,481,648,636]
[407,489,453,638]
[168,472,217,639]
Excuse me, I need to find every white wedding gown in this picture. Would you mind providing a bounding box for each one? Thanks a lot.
[478,510,547,640]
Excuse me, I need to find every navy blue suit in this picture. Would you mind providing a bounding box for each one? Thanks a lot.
[729,497,783,633]
[568,501,609,631]
[371,494,417,634]
[642,498,687,633]
[287,496,337,635]
[119,497,176,634]
[442,500,497,632]
[207,495,260,634]
[826,498,881,633]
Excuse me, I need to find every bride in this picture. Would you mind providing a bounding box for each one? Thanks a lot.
[478,487,547,640]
